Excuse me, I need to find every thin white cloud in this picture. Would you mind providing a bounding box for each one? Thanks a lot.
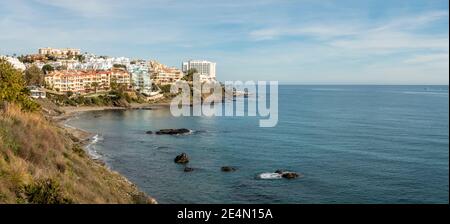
[372,10,449,32]
[249,10,449,53]
[250,25,359,40]
[404,53,449,64]
[330,32,449,52]
[33,0,118,17]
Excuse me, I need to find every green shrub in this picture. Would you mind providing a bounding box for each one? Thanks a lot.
[71,144,86,157]
[0,59,40,112]
[159,84,172,93]
[19,178,73,204]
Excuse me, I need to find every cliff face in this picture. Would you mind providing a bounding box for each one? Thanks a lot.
[0,103,156,204]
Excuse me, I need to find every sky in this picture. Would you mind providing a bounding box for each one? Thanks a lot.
[0,0,448,84]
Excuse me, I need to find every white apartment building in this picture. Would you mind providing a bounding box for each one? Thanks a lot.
[28,86,46,99]
[128,63,152,95]
[1,56,26,71]
[182,60,216,82]
[38,48,81,57]
[72,56,131,70]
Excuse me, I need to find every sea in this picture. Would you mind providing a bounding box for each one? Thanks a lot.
[67,85,449,203]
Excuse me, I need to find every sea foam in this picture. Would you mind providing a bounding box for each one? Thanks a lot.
[86,134,103,160]
[257,172,282,180]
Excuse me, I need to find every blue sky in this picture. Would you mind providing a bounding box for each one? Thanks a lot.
[0,0,448,84]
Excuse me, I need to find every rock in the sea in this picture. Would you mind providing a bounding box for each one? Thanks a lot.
[274,170,300,179]
[156,128,191,135]
[281,172,299,179]
[145,131,153,134]
[174,153,189,164]
[184,167,194,172]
[221,166,237,172]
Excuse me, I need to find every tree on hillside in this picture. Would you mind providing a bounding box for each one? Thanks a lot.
[182,68,198,82]
[0,59,40,111]
[84,84,91,93]
[46,54,57,61]
[24,65,44,86]
[110,78,119,91]
[90,82,99,93]
[158,84,172,93]
[113,64,127,69]
[17,55,26,63]
[42,64,54,74]
[75,55,85,62]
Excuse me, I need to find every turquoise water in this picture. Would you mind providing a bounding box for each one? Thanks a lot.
[67,85,449,203]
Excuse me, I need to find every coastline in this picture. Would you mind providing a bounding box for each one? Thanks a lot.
[55,102,172,142]
[54,102,171,122]
[52,103,165,204]
[48,97,229,203]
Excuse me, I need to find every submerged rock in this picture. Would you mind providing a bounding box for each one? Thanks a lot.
[174,153,189,164]
[156,128,191,135]
[145,131,153,134]
[281,172,299,179]
[256,170,302,180]
[221,166,237,172]
[184,167,194,172]
[274,170,300,179]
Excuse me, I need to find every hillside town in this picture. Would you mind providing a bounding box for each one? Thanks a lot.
[1,48,217,101]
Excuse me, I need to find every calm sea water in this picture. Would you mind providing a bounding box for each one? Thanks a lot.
[67,85,449,204]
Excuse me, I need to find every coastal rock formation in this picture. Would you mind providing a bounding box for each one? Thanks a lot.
[256,171,302,180]
[113,98,131,108]
[221,166,237,172]
[156,128,191,135]
[184,167,194,172]
[281,172,299,179]
[145,131,153,134]
[174,153,189,164]
[274,170,300,179]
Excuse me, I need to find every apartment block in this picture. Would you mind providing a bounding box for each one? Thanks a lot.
[38,48,81,57]
[149,60,184,85]
[45,69,130,94]
[182,60,216,82]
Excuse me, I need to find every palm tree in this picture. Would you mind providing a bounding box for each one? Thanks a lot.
[84,84,91,93]
[91,82,99,93]
[183,68,198,82]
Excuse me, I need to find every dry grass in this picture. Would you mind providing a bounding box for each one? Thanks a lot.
[0,104,156,204]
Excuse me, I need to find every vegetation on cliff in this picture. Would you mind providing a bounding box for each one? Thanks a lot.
[0,59,40,112]
[46,81,146,108]
[0,59,155,204]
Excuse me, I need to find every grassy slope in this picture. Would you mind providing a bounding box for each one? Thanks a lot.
[0,103,156,204]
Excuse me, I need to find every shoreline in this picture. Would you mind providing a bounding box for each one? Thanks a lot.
[55,102,172,160]
[54,102,171,122]
[52,103,165,204]
[49,99,232,203]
